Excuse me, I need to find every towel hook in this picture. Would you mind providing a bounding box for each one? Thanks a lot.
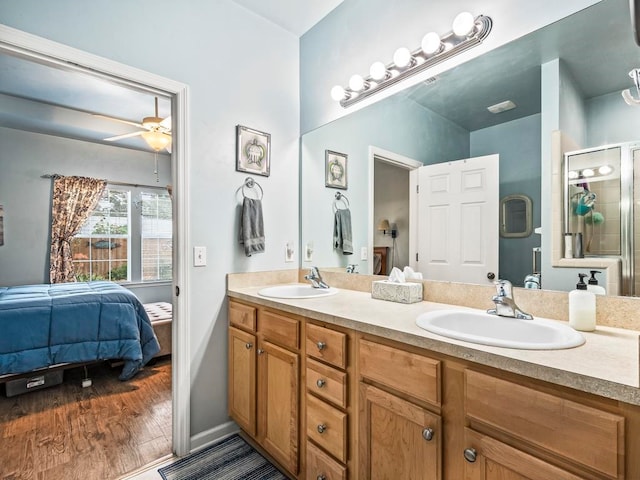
[333,192,350,212]
[242,177,263,199]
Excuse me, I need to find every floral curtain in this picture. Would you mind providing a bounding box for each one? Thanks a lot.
[49,176,106,283]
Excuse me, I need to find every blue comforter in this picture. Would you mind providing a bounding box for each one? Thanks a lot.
[0,281,160,380]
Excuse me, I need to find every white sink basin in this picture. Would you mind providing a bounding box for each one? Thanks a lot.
[416,309,585,350]
[258,284,339,299]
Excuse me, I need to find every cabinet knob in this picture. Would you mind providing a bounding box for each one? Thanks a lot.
[245,342,253,349]
[317,424,327,434]
[257,348,264,355]
[317,476,326,480]
[316,379,326,388]
[316,341,326,351]
[422,427,434,441]
[463,448,477,463]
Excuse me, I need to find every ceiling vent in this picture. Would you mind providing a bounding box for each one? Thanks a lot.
[487,100,516,114]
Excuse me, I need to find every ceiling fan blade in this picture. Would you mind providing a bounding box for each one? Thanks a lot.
[93,114,145,129]
[160,116,172,130]
[104,131,144,141]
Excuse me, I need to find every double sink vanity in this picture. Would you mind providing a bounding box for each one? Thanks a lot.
[227,269,640,480]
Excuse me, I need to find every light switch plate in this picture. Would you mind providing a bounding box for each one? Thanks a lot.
[193,246,207,266]
[285,242,295,263]
[360,246,368,261]
[304,242,313,262]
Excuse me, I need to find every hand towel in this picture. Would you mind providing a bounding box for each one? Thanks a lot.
[333,208,353,255]
[239,197,265,256]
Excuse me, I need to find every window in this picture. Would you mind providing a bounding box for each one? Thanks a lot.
[71,185,172,283]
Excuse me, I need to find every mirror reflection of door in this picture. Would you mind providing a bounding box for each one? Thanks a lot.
[417,155,499,284]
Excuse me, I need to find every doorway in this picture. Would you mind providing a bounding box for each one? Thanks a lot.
[0,23,191,470]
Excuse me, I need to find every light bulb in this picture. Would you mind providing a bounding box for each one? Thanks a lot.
[349,74,365,92]
[331,85,346,101]
[393,47,413,68]
[598,165,613,175]
[369,61,388,81]
[452,11,475,37]
[421,32,441,55]
[582,168,595,177]
[568,170,579,180]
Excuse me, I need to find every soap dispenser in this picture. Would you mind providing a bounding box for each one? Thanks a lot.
[587,270,606,295]
[569,273,596,331]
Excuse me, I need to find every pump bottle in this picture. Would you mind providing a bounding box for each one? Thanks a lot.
[569,273,596,331]
[587,270,606,295]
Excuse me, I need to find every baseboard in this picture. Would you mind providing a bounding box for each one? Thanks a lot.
[189,420,239,452]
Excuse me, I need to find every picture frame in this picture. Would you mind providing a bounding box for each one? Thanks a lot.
[236,125,271,177]
[325,150,348,189]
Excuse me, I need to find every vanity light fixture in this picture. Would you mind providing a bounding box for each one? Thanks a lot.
[568,165,615,180]
[331,12,492,108]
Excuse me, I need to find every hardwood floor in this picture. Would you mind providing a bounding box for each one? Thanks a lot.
[0,357,172,480]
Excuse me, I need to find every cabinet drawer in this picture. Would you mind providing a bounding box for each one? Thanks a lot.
[229,301,256,331]
[465,370,624,479]
[306,394,347,463]
[359,338,440,407]
[306,441,347,480]
[258,310,300,350]
[306,358,347,409]
[306,323,347,369]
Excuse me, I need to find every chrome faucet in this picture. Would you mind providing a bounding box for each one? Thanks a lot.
[487,279,533,320]
[305,266,330,289]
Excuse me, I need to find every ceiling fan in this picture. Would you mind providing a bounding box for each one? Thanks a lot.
[100,97,172,153]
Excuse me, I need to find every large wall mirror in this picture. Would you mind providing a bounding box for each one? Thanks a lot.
[300,0,640,295]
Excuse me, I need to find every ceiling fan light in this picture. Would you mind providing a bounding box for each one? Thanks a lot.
[142,131,171,151]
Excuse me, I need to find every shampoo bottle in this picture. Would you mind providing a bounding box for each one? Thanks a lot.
[569,273,596,331]
[587,270,606,295]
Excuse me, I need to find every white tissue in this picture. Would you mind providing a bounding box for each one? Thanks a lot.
[403,266,423,280]
[388,267,405,283]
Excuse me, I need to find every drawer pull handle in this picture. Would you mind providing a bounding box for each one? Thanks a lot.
[316,341,326,351]
[245,343,253,349]
[317,424,327,434]
[317,476,326,480]
[316,379,326,388]
[463,448,477,463]
[422,427,434,441]
[257,348,264,355]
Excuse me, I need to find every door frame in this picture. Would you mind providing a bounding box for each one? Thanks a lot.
[368,146,422,274]
[0,25,192,456]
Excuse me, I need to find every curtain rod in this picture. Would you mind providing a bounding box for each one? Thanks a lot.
[41,174,168,190]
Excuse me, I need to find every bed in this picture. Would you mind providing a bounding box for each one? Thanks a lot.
[0,281,160,381]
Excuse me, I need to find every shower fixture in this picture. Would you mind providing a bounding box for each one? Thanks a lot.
[622,68,640,105]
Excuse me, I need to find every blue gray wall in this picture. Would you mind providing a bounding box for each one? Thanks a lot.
[471,114,542,286]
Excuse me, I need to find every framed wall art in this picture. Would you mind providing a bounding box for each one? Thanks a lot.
[325,150,348,189]
[236,125,271,177]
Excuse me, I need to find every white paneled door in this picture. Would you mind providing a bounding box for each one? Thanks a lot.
[416,155,499,285]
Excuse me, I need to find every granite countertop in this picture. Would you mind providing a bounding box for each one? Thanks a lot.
[227,283,640,406]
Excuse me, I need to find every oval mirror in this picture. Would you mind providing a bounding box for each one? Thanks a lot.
[500,194,532,238]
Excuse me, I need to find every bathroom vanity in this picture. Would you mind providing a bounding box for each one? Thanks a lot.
[227,275,640,480]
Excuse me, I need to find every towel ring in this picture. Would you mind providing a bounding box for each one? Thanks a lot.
[242,177,263,200]
[333,192,349,212]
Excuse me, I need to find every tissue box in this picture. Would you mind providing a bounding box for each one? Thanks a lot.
[371,280,423,304]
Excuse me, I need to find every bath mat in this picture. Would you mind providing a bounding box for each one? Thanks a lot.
[158,434,286,480]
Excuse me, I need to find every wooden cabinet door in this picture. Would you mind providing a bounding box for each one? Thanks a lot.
[359,383,441,480]
[228,326,256,436]
[258,339,300,475]
[463,429,584,480]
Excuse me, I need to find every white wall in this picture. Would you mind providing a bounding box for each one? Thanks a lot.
[0,0,300,443]
[300,0,600,133]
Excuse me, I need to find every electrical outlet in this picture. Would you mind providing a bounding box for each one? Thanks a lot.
[193,246,207,266]
[360,246,368,261]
